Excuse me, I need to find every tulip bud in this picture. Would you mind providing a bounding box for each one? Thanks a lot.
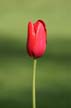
[27,20,47,58]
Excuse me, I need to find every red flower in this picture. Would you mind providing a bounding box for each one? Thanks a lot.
[27,20,47,58]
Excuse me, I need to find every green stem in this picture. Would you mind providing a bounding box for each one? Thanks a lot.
[32,59,37,108]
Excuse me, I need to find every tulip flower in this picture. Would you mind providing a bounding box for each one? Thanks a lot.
[26,20,47,108]
[27,20,47,58]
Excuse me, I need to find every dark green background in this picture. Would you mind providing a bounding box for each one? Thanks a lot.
[0,0,71,108]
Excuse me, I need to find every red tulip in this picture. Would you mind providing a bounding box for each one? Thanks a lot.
[27,20,47,58]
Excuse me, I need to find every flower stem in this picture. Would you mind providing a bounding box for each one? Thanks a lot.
[32,59,37,108]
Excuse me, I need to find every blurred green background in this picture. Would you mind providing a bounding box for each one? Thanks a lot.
[0,0,71,108]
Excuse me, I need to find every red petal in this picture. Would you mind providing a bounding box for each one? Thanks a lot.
[27,21,35,56]
[33,21,47,57]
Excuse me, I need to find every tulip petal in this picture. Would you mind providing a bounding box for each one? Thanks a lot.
[33,21,47,57]
[27,22,36,56]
